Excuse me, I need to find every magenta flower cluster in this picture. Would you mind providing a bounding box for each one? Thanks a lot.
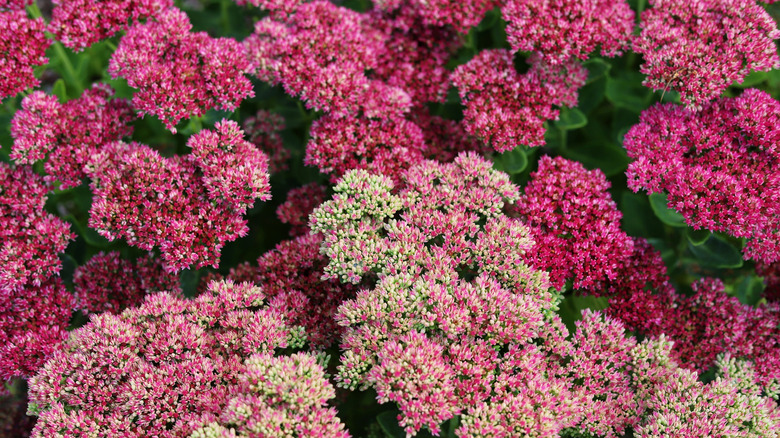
[0,11,49,99]
[451,50,587,151]
[10,84,135,189]
[86,120,271,271]
[0,164,74,381]
[27,280,349,437]
[73,251,180,315]
[109,8,253,131]
[634,0,780,107]
[502,0,635,64]
[624,89,780,264]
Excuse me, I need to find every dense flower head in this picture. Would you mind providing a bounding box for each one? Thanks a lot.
[257,233,358,349]
[244,1,407,119]
[502,0,634,64]
[0,164,75,380]
[367,7,458,105]
[242,109,289,173]
[276,183,328,237]
[310,152,547,291]
[0,164,74,294]
[85,126,271,272]
[305,114,427,184]
[109,8,253,131]
[0,0,32,10]
[49,0,172,50]
[624,90,780,263]
[375,0,501,34]
[451,49,587,151]
[512,156,635,291]
[0,11,49,99]
[191,352,349,438]
[187,119,272,211]
[634,0,780,107]
[10,84,135,189]
[74,251,180,315]
[629,336,780,438]
[28,280,311,437]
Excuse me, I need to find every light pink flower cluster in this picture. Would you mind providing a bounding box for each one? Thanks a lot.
[73,251,180,315]
[502,0,634,64]
[375,0,501,34]
[243,109,289,173]
[85,121,271,271]
[624,90,780,263]
[0,11,49,99]
[197,262,259,296]
[630,338,780,437]
[512,156,635,291]
[451,50,587,151]
[634,0,780,107]
[109,8,253,131]
[49,0,171,50]
[10,84,134,189]
[28,280,330,437]
[0,164,74,380]
[257,233,359,349]
[276,183,328,237]
[191,352,349,438]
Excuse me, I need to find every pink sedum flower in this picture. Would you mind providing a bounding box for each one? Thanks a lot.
[624,90,780,263]
[305,114,427,185]
[10,84,135,189]
[109,8,253,131]
[502,0,634,64]
[74,251,180,315]
[513,156,635,291]
[0,11,49,99]
[375,0,501,34]
[85,121,271,272]
[451,50,587,152]
[634,0,780,107]
[49,0,171,50]
[29,280,314,438]
[257,233,359,349]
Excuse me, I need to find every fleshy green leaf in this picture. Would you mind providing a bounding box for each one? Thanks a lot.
[688,234,744,269]
[377,410,405,438]
[686,228,710,246]
[556,107,587,130]
[498,147,528,174]
[648,193,686,227]
[52,79,68,102]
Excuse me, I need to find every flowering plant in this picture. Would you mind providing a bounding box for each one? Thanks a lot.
[0,0,779,436]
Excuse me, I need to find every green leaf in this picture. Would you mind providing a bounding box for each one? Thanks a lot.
[606,74,651,113]
[733,71,767,88]
[686,228,710,246]
[648,193,686,227]
[180,268,201,298]
[583,58,610,84]
[620,191,664,238]
[556,107,587,130]
[687,234,744,269]
[563,142,629,177]
[377,410,405,438]
[498,147,528,174]
[577,77,607,114]
[558,294,609,333]
[52,79,68,102]
[735,274,765,306]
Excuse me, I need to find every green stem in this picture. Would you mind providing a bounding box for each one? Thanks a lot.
[221,0,230,34]
[52,42,83,95]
